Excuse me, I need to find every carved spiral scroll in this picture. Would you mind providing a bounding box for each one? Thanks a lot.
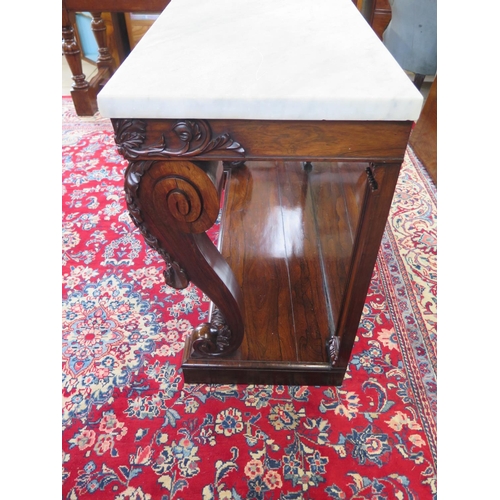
[152,161,222,234]
[190,307,233,357]
[124,158,244,357]
[168,185,201,224]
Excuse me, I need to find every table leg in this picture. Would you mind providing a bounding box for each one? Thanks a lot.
[333,162,402,370]
[124,158,245,357]
[90,13,116,74]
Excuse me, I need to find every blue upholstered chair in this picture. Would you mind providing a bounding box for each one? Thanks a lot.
[382,0,437,89]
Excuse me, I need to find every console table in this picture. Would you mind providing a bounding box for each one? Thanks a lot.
[97,0,422,386]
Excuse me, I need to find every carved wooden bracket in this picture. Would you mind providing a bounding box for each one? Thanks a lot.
[114,119,246,161]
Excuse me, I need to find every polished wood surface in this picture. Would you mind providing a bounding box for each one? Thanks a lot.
[183,160,363,385]
[180,159,402,384]
[410,77,437,185]
[334,161,401,368]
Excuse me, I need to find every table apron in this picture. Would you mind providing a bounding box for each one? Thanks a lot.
[111,118,413,163]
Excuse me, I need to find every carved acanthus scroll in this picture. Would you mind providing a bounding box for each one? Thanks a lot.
[114,119,246,161]
[114,116,246,357]
[121,157,245,357]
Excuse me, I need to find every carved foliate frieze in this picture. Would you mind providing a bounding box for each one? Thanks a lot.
[114,119,246,160]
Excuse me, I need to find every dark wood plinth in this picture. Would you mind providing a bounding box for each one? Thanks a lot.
[181,160,366,385]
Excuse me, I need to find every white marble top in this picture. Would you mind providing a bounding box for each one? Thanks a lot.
[97,0,423,121]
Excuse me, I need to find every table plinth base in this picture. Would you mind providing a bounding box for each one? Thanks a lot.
[181,356,347,386]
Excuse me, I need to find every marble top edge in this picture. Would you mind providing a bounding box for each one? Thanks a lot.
[97,0,423,121]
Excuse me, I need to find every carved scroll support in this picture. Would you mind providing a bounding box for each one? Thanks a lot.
[116,118,247,357]
[123,157,245,357]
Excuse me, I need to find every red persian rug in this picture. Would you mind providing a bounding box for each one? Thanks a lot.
[62,96,437,499]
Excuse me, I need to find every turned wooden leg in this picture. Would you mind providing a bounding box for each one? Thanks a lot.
[124,158,245,358]
[62,5,97,116]
[330,162,402,369]
[90,12,116,74]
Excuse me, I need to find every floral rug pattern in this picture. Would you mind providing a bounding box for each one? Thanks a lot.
[62,98,437,499]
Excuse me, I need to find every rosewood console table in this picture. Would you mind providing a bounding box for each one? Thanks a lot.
[97,0,422,386]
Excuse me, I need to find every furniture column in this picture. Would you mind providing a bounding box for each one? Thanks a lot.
[89,12,116,74]
[62,2,97,116]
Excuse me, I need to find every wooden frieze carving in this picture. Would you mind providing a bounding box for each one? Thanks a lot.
[114,119,246,160]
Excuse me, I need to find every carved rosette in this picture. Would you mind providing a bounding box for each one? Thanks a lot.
[327,335,340,366]
[114,119,245,161]
[124,160,189,289]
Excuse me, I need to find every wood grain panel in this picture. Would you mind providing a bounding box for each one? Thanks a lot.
[277,161,332,363]
[219,162,297,362]
[182,160,370,384]
[309,163,364,326]
[141,120,413,162]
